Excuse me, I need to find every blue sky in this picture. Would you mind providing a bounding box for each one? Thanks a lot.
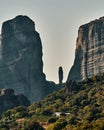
[0,0,104,83]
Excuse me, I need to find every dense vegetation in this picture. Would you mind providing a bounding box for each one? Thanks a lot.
[0,75,104,130]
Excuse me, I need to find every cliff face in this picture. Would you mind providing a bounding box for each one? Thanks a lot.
[68,17,104,81]
[0,15,54,103]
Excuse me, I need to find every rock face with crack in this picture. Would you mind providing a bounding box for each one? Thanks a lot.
[67,17,104,81]
[0,15,55,103]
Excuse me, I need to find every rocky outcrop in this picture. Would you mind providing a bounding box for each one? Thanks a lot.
[0,88,30,114]
[0,15,55,103]
[68,17,104,81]
[65,80,77,93]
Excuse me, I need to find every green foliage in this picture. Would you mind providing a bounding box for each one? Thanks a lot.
[22,118,45,130]
[46,118,67,130]
[0,75,104,129]
[2,106,27,120]
[47,117,57,124]
[41,109,52,116]
[68,115,78,125]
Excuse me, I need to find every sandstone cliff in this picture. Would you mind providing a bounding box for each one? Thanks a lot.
[68,17,104,81]
[0,88,30,114]
[0,15,55,103]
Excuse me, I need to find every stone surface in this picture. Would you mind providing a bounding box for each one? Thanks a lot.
[0,88,30,114]
[0,15,55,103]
[65,80,77,93]
[67,17,104,81]
[58,66,63,84]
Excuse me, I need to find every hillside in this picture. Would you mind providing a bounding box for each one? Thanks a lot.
[0,75,104,130]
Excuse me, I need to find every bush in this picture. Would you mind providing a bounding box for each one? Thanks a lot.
[41,109,52,116]
[47,117,57,124]
[23,119,45,130]
[68,115,77,125]
[53,121,67,130]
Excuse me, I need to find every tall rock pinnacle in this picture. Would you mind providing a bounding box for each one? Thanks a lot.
[67,17,104,81]
[0,15,54,103]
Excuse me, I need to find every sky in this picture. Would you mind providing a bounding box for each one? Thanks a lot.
[0,0,104,83]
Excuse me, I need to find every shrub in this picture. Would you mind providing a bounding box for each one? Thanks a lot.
[53,121,67,130]
[47,117,57,124]
[41,109,52,116]
[68,115,77,125]
[23,119,45,130]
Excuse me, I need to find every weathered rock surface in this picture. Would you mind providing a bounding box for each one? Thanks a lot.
[68,17,104,81]
[0,88,30,114]
[65,80,77,93]
[0,15,55,103]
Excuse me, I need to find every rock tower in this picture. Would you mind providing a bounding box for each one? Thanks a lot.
[0,15,54,103]
[68,17,104,81]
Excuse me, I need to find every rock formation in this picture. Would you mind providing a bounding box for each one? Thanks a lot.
[65,80,77,93]
[58,66,63,84]
[0,88,30,114]
[0,15,55,103]
[67,17,104,81]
